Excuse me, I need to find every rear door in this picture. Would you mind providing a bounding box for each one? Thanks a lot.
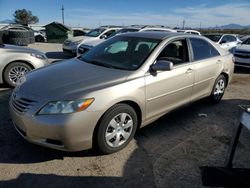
[145,38,195,120]
[189,38,223,101]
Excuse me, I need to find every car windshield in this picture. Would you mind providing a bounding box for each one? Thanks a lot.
[84,28,105,37]
[79,36,161,70]
[204,34,222,42]
[242,38,250,45]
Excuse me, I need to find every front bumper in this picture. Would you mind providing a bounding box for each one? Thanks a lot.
[62,44,77,54]
[9,96,103,151]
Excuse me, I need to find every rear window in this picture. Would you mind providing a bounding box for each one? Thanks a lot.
[190,38,220,61]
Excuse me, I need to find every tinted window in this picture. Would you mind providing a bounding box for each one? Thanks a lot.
[243,38,250,45]
[204,34,222,42]
[227,35,236,42]
[103,30,117,38]
[85,28,105,37]
[190,38,220,61]
[157,39,189,66]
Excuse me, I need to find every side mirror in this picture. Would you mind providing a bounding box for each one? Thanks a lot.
[150,60,173,72]
[220,40,227,44]
[100,35,107,39]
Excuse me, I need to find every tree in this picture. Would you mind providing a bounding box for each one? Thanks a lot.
[13,9,39,26]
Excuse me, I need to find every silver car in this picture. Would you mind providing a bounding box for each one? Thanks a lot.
[9,32,234,154]
[0,44,49,87]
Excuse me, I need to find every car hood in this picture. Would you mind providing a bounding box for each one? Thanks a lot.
[66,36,93,43]
[1,44,44,54]
[235,44,250,52]
[19,58,130,100]
[80,38,103,47]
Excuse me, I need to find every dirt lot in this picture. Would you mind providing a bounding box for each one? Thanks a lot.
[0,43,250,188]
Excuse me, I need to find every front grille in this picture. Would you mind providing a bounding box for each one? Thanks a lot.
[235,51,250,54]
[234,54,250,58]
[235,62,250,66]
[11,96,36,113]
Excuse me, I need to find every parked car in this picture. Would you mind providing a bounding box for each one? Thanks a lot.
[176,29,201,35]
[139,27,177,33]
[0,43,49,87]
[77,27,176,56]
[10,32,234,154]
[233,37,250,68]
[204,34,241,51]
[64,27,120,55]
[76,27,121,55]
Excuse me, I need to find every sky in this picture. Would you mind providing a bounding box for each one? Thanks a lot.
[0,0,249,28]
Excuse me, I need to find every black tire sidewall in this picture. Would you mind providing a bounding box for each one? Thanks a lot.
[4,62,31,87]
[210,75,226,104]
[97,104,138,154]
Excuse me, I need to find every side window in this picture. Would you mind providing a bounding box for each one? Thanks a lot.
[157,39,189,66]
[105,41,128,54]
[221,35,229,43]
[190,38,220,61]
[228,36,236,42]
[135,41,157,51]
[103,30,117,38]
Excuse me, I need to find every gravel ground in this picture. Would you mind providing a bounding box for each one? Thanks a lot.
[0,43,250,188]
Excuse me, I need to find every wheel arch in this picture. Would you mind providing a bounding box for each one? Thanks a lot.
[2,60,35,83]
[92,100,142,148]
[220,72,229,87]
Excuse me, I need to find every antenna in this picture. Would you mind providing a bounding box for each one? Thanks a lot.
[61,4,65,24]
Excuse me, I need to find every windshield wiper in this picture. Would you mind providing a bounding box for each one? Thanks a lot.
[82,58,128,70]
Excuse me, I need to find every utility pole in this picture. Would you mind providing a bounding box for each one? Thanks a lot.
[61,4,65,24]
[182,19,185,29]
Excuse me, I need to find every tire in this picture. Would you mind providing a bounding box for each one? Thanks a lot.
[3,62,32,87]
[8,37,30,46]
[96,104,138,154]
[30,37,35,43]
[35,35,45,42]
[8,30,30,38]
[210,75,226,104]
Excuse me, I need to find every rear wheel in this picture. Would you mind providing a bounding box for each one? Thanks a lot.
[3,62,32,87]
[210,75,226,103]
[96,104,138,154]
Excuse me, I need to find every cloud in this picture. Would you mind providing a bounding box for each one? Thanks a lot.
[174,3,250,27]
[64,3,250,28]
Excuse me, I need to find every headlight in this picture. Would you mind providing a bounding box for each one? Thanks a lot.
[71,40,82,46]
[30,53,46,60]
[38,98,94,115]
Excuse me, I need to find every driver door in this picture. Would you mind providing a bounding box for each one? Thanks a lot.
[145,39,194,120]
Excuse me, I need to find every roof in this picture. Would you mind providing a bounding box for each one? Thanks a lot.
[119,31,186,40]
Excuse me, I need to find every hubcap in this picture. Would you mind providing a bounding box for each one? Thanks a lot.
[105,113,133,148]
[8,66,29,85]
[213,79,225,100]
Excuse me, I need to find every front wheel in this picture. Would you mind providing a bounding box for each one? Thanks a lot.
[96,104,138,154]
[4,62,32,87]
[210,75,226,104]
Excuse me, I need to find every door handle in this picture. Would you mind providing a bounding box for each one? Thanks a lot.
[186,68,193,74]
